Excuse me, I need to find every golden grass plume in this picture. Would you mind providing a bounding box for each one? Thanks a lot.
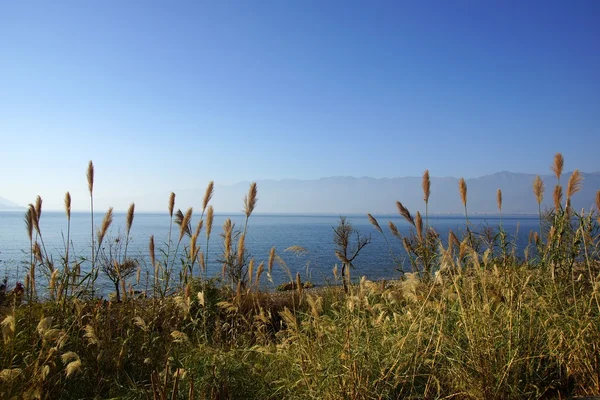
[566,169,583,202]
[223,218,233,256]
[203,181,214,212]
[97,207,114,245]
[126,203,135,235]
[422,169,431,203]
[533,175,545,205]
[268,247,276,276]
[244,182,258,218]
[237,234,245,267]
[367,213,382,233]
[168,192,176,218]
[388,221,400,239]
[551,153,564,182]
[28,204,40,235]
[35,195,42,223]
[194,219,203,238]
[87,161,94,195]
[24,207,34,241]
[497,189,502,212]
[415,211,423,242]
[206,205,214,240]
[64,192,71,220]
[459,178,467,207]
[396,201,415,226]
[553,185,563,211]
[178,207,193,241]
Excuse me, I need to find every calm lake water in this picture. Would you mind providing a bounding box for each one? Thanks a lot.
[0,211,539,295]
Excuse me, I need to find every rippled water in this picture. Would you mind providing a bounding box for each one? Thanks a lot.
[0,211,539,295]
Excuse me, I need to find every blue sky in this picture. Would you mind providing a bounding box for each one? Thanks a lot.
[1,1,599,210]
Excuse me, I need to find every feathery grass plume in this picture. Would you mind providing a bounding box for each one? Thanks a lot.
[206,206,214,239]
[268,247,276,276]
[149,235,156,277]
[422,169,431,203]
[194,219,204,238]
[126,203,135,235]
[566,169,583,208]
[83,325,99,345]
[62,352,82,378]
[168,192,175,218]
[422,170,431,227]
[388,221,401,239]
[24,207,34,242]
[533,175,545,205]
[37,317,52,336]
[553,185,563,211]
[448,230,459,248]
[190,233,199,265]
[174,209,184,226]
[136,265,141,285]
[415,211,423,242]
[332,264,338,279]
[64,192,71,220]
[396,201,415,226]
[87,161,94,195]
[29,204,40,235]
[0,368,22,382]
[367,214,382,233]
[223,219,233,256]
[244,182,258,219]
[199,251,205,272]
[248,259,254,287]
[33,241,43,264]
[171,330,189,344]
[551,152,564,183]
[178,207,193,242]
[402,237,412,254]
[87,161,96,273]
[459,178,467,208]
[497,189,502,212]
[1,315,15,344]
[49,269,59,296]
[202,181,214,213]
[285,246,308,256]
[237,234,246,268]
[35,195,42,223]
[533,175,545,239]
[97,207,114,247]
[255,261,264,288]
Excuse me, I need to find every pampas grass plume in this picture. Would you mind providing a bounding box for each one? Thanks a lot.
[203,181,214,213]
[459,178,467,207]
[367,214,382,233]
[87,161,94,195]
[422,169,431,203]
[551,153,564,182]
[533,175,545,205]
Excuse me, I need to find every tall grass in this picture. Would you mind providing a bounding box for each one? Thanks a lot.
[1,154,599,399]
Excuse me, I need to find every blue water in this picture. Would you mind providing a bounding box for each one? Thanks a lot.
[0,211,539,295]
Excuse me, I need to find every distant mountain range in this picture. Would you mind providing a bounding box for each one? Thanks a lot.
[178,171,600,215]
[3,171,600,214]
[0,196,24,211]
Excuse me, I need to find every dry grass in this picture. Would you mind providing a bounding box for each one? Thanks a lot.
[1,154,599,400]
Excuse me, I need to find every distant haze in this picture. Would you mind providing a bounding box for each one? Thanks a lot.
[3,171,598,215]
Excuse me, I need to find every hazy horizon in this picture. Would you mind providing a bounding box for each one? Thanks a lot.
[2,170,598,215]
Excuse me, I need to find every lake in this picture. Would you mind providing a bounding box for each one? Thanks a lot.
[0,211,540,295]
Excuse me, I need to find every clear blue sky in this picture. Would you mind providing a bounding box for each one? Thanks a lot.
[1,0,599,210]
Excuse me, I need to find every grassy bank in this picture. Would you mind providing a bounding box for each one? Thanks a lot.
[1,154,600,399]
